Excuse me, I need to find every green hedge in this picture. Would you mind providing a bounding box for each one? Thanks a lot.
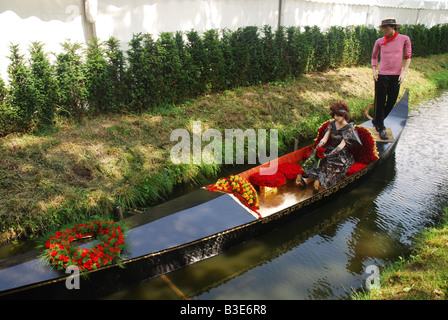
[1,23,447,135]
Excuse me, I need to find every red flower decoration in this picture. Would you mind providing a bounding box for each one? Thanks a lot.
[43,221,126,272]
[347,162,367,176]
[316,147,325,159]
[277,162,304,179]
[249,171,286,188]
[349,126,379,164]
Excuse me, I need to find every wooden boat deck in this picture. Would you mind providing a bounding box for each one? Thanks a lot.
[257,180,315,218]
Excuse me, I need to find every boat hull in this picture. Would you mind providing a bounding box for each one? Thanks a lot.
[0,90,409,299]
[0,156,379,299]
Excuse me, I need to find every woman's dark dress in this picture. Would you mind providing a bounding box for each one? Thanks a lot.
[304,121,361,189]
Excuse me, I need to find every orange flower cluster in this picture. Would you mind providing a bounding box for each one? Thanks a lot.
[207,175,260,213]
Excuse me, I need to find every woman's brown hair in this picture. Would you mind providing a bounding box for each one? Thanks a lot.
[330,101,350,122]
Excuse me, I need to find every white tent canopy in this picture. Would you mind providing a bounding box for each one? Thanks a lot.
[305,0,448,10]
[1,0,447,81]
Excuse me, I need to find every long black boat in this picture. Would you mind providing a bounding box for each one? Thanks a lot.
[0,89,409,299]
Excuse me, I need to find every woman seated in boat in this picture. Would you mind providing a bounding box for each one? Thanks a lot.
[296,101,362,192]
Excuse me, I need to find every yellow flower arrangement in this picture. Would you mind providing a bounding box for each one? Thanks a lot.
[207,175,260,216]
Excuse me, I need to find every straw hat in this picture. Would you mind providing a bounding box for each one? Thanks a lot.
[378,17,401,28]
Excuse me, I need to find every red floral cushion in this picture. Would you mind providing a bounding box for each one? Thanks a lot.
[277,162,304,179]
[249,171,286,188]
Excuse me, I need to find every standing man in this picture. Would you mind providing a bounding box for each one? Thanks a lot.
[371,18,412,139]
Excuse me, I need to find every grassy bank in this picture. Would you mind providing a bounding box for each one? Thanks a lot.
[1,53,448,244]
[353,208,448,300]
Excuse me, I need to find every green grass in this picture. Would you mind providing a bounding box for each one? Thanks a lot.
[1,53,448,244]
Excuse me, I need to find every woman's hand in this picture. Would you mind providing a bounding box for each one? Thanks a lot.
[325,140,346,157]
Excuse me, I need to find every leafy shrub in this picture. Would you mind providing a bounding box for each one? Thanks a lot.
[285,26,312,76]
[400,24,428,58]
[305,26,330,72]
[203,29,227,92]
[29,41,58,129]
[105,37,127,112]
[5,44,36,131]
[127,33,163,111]
[260,25,279,83]
[55,41,88,119]
[185,30,208,96]
[157,32,184,105]
[0,23,448,136]
[85,37,113,114]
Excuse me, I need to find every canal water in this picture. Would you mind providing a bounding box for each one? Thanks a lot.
[105,89,448,300]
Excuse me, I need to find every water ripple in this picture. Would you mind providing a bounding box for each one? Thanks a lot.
[373,92,448,246]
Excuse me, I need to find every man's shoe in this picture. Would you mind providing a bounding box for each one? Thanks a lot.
[379,129,388,140]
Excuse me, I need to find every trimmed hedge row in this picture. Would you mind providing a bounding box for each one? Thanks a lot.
[1,23,447,135]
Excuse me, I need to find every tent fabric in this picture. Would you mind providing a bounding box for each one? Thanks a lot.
[1,0,447,80]
[306,0,448,10]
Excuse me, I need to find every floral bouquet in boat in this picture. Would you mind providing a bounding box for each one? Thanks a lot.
[302,146,326,169]
[207,175,260,214]
[248,163,304,188]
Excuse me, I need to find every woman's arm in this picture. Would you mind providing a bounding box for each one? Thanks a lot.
[325,139,346,157]
[317,127,331,147]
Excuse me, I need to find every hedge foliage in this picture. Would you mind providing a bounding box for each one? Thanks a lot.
[1,23,447,135]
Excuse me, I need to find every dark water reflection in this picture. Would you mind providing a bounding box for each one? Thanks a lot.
[107,90,448,300]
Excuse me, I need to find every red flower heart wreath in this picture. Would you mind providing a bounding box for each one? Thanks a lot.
[43,220,126,272]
